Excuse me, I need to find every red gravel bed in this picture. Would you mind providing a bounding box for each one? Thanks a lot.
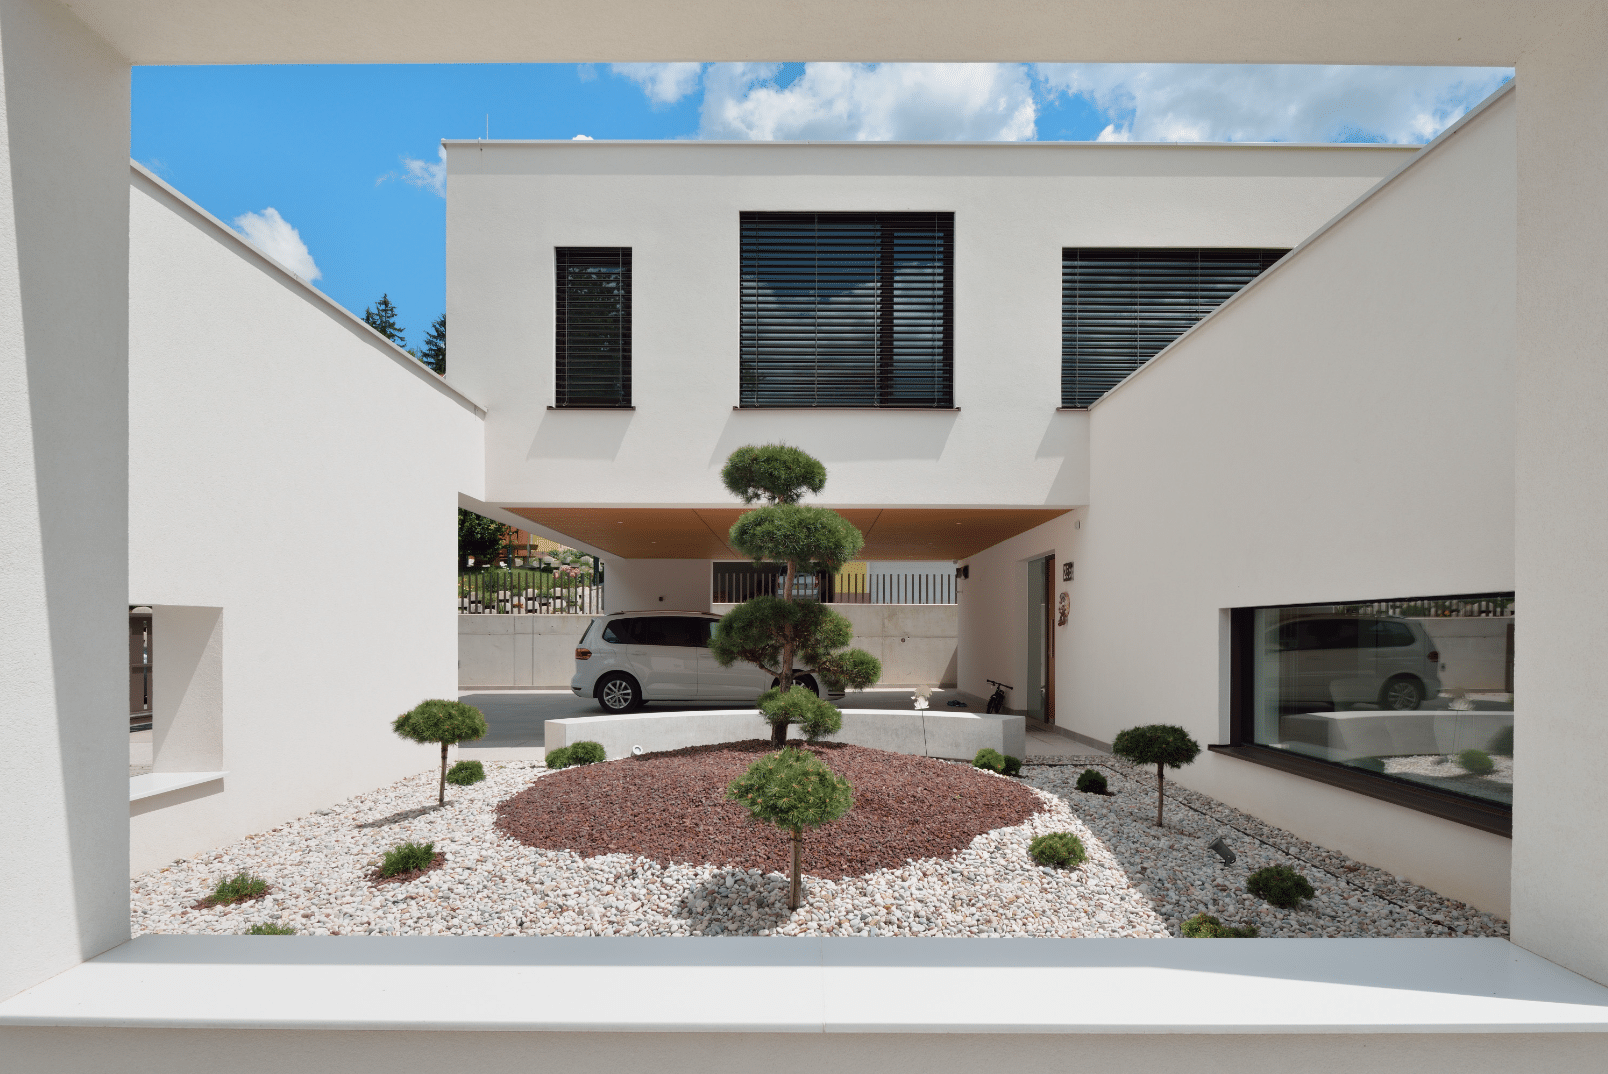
[496,740,1045,878]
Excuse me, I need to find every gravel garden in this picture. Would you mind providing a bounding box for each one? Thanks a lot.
[130,740,1508,940]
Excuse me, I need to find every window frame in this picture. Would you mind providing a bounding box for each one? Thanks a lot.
[738,211,955,409]
[1218,591,1515,837]
[554,246,632,409]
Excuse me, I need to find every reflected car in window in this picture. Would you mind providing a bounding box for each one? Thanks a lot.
[1269,614,1443,711]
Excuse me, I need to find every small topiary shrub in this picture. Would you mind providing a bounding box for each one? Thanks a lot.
[380,841,437,878]
[1181,912,1259,938]
[246,922,296,935]
[1111,723,1201,827]
[1002,754,1023,777]
[972,747,1006,773]
[1029,831,1087,869]
[1246,864,1316,909]
[392,699,489,806]
[207,872,268,906]
[445,759,486,786]
[546,741,606,770]
[1487,724,1513,757]
[727,747,854,909]
[1456,748,1495,775]
[1075,768,1108,794]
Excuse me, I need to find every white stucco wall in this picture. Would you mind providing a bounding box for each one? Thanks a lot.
[987,87,1516,914]
[448,139,1414,517]
[127,166,486,875]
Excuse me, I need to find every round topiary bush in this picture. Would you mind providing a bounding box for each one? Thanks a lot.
[1246,864,1316,909]
[727,746,855,909]
[1487,724,1513,757]
[1075,768,1108,794]
[1111,723,1201,827]
[546,741,606,770]
[1456,748,1495,775]
[1181,912,1259,938]
[445,759,486,786]
[972,748,1006,774]
[1029,831,1087,869]
[392,699,488,806]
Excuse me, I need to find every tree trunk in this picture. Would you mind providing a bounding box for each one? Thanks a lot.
[772,557,799,748]
[1155,762,1165,827]
[439,742,449,807]
[789,828,803,910]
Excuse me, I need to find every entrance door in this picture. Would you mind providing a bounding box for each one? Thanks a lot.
[1026,555,1055,724]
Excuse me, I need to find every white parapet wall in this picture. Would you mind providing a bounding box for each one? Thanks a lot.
[545,707,1024,762]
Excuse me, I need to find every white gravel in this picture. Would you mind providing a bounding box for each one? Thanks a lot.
[130,755,1506,939]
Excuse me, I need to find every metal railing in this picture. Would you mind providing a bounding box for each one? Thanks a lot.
[1340,596,1514,619]
[711,565,955,605]
[459,569,603,614]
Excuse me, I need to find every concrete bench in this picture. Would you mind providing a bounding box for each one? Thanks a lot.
[545,707,1025,762]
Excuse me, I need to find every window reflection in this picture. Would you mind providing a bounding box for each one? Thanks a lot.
[1248,595,1514,807]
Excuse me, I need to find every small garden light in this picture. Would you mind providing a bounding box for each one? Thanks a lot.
[632,745,644,756]
[1207,835,1237,865]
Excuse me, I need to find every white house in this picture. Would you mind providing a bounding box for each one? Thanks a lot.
[7,0,1608,1068]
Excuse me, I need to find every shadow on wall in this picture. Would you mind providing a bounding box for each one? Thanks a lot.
[527,408,634,462]
[1035,411,1088,506]
[708,409,959,467]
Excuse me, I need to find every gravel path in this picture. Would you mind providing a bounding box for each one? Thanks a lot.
[130,752,1506,939]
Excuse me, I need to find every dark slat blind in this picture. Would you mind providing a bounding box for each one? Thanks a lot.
[556,247,631,407]
[1061,248,1286,407]
[741,212,953,408]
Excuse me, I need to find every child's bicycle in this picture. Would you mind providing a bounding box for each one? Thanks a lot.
[985,679,1012,714]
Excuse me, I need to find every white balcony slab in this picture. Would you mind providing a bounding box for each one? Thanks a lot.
[2,936,1606,1035]
[128,772,227,802]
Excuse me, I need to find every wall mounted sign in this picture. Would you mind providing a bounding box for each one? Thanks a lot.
[1062,562,1074,582]
[1057,591,1070,626]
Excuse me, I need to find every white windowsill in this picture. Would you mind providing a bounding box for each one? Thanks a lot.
[129,772,227,802]
[2,936,1606,1033]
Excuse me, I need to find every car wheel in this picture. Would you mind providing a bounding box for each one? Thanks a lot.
[770,674,821,697]
[1378,676,1424,711]
[596,673,642,714]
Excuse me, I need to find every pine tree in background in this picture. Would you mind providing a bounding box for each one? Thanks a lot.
[363,293,405,347]
[420,313,446,375]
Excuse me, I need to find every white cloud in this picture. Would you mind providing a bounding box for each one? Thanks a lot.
[1033,64,1512,144]
[610,62,704,106]
[572,134,594,141]
[698,62,1037,141]
[400,146,447,196]
[231,208,321,281]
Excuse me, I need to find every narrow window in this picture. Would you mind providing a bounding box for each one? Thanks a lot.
[555,247,631,407]
[1061,248,1286,407]
[740,212,953,408]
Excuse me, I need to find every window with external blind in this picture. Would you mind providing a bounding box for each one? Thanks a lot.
[740,212,953,408]
[555,247,631,407]
[1061,248,1286,407]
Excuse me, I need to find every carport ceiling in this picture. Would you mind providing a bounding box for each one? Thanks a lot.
[507,508,1069,560]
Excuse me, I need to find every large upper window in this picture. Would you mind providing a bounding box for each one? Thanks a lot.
[1061,248,1286,407]
[555,247,631,408]
[740,212,953,408]
[1231,593,1514,826]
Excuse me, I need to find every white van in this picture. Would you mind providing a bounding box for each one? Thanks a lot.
[570,610,842,714]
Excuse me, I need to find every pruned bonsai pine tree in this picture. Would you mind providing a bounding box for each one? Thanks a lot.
[727,747,854,910]
[710,445,882,746]
[392,699,488,806]
[1110,724,1201,827]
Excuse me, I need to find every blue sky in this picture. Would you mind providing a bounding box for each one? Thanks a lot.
[132,63,1511,351]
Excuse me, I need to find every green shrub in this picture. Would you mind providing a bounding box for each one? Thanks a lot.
[1181,912,1259,938]
[546,741,606,770]
[1075,768,1108,794]
[445,759,486,786]
[1111,724,1201,827]
[1246,864,1316,909]
[1487,724,1514,757]
[1351,757,1386,773]
[392,699,488,806]
[972,748,1006,773]
[245,922,296,935]
[1002,754,1022,777]
[757,684,842,741]
[380,841,437,877]
[1457,748,1495,776]
[209,872,268,905]
[727,747,855,909]
[1029,832,1087,869]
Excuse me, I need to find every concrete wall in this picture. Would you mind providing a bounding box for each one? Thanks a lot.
[0,0,133,1003]
[602,557,711,613]
[127,166,486,876]
[459,615,593,689]
[1048,88,1516,915]
[448,140,1413,515]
